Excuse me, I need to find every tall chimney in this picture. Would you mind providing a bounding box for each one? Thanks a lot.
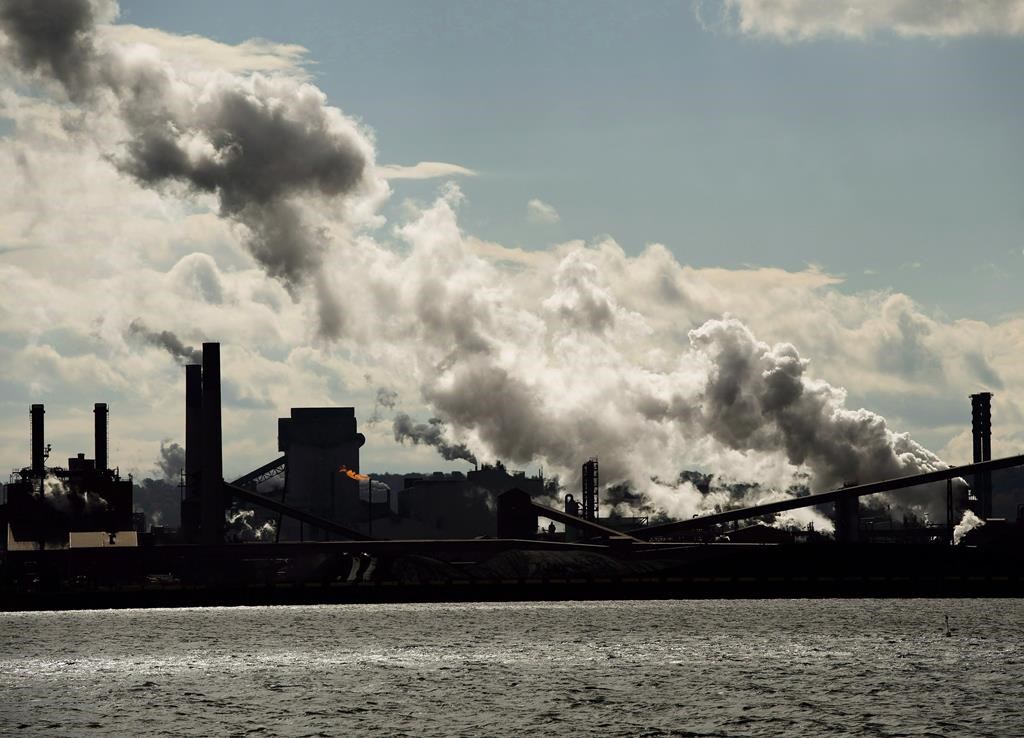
[970,392,992,463]
[970,392,993,518]
[93,402,108,472]
[30,404,44,477]
[185,364,202,500]
[581,457,599,522]
[200,343,224,545]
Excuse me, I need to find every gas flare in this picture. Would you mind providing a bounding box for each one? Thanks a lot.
[338,466,369,481]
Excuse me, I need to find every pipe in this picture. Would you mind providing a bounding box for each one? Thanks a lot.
[30,404,44,477]
[93,402,108,472]
[200,343,224,545]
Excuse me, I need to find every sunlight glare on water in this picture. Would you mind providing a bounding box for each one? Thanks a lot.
[1,599,1022,737]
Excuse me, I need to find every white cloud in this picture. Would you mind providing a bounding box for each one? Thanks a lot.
[526,198,560,224]
[101,24,311,77]
[378,161,477,180]
[699,0,1024,40]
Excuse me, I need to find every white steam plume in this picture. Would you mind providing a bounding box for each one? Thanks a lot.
[40,474,108,514]
[349,193,948,524]
[952,510,986,545]
[226,507,276,542]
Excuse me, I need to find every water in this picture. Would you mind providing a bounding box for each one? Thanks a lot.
[2,600,1022,737]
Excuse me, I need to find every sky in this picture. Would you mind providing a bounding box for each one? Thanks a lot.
[116,0,1024,319]
[1,0,1023,520]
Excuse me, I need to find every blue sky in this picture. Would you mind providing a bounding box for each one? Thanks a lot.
[120,0,1024,319]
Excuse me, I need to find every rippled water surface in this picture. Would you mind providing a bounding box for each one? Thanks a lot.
[2,599,1022,736]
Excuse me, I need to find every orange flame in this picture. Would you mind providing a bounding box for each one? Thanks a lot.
[338,465,369,481]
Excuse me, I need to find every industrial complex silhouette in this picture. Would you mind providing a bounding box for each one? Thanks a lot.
[3,343,1024,609]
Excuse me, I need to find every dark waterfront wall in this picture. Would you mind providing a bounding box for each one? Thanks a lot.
[4,541,1024,611]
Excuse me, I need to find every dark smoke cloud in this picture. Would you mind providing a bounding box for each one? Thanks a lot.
[0,0,377,338]
[116,87,367,287]
[369,387,398,423]
[128,320,202,364]
[135,441,184,528]
[133,477,178,529]
[376,387,398,409]
[157,439,184,481]
[0,0,101,97]
[393,412,477,465]
[424,361,571,466]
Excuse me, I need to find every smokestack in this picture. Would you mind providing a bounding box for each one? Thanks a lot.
[30,404,45,477]
[185,364,202,500]
[200,343,224,545]
[581,457,599,522]
[970,392,992,463]
[970,392,993,518]
[93,402,108,472]
[182,364,203,543]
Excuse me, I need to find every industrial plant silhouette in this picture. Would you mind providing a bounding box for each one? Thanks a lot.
[3,342,1024,610]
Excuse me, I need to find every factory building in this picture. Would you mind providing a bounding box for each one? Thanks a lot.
[365,462,545,539]
[2,403,136,551]
[275,408,364,541]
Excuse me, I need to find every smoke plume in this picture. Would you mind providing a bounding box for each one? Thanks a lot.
[369,387,398,423]
[157,440,184,480]
[226,507,276,542]
[128,321,202,364]
[0,0,380,338]
[0,0,106,97]
[132,440,185,529]
[684,318,946,492]
[953,510,985,545]
[40,473,108,514]
[393,413,477,465]
[376,387,398,410]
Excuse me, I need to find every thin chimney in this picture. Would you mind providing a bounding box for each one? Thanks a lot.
[970,392,993,519]
[93,402,108,472]
[185,364,202,500]
[30,404,44,477]
[200,343,224,544]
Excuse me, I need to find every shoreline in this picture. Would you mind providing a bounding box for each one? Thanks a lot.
[5,575,1024,612]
